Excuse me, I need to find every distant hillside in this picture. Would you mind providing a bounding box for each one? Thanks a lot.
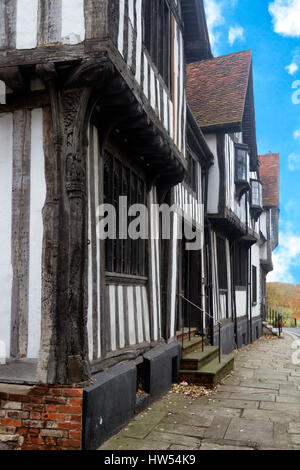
[267,283,300,324]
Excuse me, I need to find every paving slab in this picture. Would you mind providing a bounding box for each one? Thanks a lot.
[238,381,280,390]
[170,445,197,450]
[280,383,298,392]
[99,437,170,451]
[259,401,300,413]
[224,418,274,446]
[241,408,299,424]
[217,384,278,394]
[288,423,300,434]
[188,406,242,418]
[276,395,300,404]
[274,422,291,448]
[290,435,300,445]
[162,412,214,428]
[200,441,253,451]
[154,423,206,439]
[220,392,276,402]
[203,416,231,440]
[122,411,167,439]
[147,431,200,449]
[200,398,259,410]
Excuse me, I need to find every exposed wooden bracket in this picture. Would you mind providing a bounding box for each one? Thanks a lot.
[64,57,115,89]
[0,66,26,91]
[35,63,57,84]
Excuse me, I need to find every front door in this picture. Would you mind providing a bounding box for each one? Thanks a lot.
[180,239,203,332]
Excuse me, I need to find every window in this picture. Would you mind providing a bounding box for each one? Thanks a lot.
[234,242,248,287]
[185,153,198,195]
[250,179,263,221]
[252,266,257,305]
[217,237,228,291]
[103,151,147,277]
[235,144,250,200]
[144,0,171,88]
[250,179,263,208]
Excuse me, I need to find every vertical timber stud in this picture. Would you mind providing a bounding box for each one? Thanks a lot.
[56,89,91,385]
[10,109,31,358]
[35,59,115,385]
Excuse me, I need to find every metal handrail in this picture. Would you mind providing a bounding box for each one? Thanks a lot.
[265,306,283,337]
[179,294,222,363]
[179,294,223,326]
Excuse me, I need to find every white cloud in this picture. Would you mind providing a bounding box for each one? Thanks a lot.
[204,0,225,52]
[269,0,300,37]
[286,62,299,74]
[285,48,300,74]
[228,26,245,46]
[288,152,300,171]
[268,232,300,283]
[294,129,300,139]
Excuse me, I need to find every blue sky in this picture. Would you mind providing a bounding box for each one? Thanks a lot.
[203,0,300,285]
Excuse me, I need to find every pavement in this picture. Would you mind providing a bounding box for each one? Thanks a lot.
[99,334,300,451]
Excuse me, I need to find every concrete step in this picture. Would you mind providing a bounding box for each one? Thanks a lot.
[181,346,219,371]
[179,354,235,388]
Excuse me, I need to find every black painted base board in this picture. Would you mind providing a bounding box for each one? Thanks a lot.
[82,342,181,450]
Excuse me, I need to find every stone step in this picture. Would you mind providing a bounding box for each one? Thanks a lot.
[181,346,219,371]
[179,354,235,388]
[176,328,197,343]
[181,336,206,354]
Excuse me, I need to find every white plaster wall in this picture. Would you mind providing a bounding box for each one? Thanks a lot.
[251,242,261,318]
[27,109,46,358]
[15,0,85,49]
[260,211,267,240]
[205,134,219,214]
[61,0,85,44]
[16,0,38,49]
[0,113,13,359]
[236,290,247,318]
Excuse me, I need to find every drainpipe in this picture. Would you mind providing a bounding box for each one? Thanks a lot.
[249,247,253,343]
[245,193,250,344]
[206,220,215,346]
[231,240,238,349]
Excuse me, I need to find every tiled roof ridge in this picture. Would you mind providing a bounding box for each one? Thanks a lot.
[187,49,253,129]
[187,49,252,67]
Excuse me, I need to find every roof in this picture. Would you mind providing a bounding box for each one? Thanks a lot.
[259,153,280,207]
[181,0,212,63]
[187,50,252,130]
[187,50,258,170]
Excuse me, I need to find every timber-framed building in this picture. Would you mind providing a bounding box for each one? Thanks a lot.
[0,0,279,450]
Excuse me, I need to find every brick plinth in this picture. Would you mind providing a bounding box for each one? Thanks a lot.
[0,385,83,450]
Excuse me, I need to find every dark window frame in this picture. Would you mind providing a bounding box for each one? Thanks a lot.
[144,0,171,89]
[234,143,250,201]
[217,236,228,291]
[252,265,257,305]
[184,152,198,197]
[103,147,148,279]
[234,242,248,288]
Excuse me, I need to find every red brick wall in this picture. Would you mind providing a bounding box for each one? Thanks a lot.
[0,385,83,450]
